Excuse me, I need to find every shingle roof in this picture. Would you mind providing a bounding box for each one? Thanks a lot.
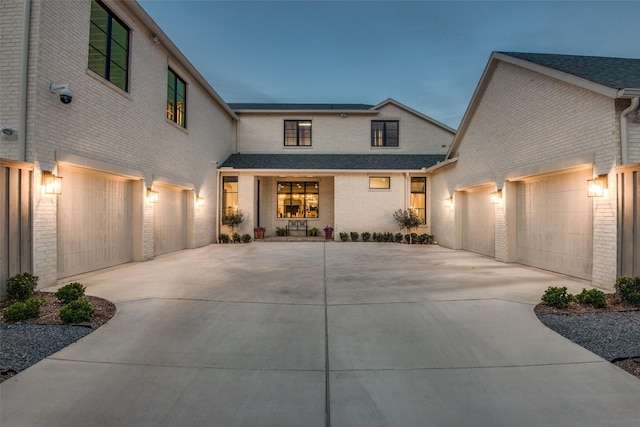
[220,154,445,170]
[499,52,640,90]
[227,103,375,111]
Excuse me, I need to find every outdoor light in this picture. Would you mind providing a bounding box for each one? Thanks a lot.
[444,196,453,208]
[146,188,159,203]
[42,171,62,195]
[587,175,608,197]
[1,126,14,136]
[196,195,205,207]
[490,189,502,204]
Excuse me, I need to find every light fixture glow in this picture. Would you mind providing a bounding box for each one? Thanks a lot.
[490,189,503,204]
[587,175,608,197]
[146,188,159,203]
[42,171,62,195]
[196,195,205,207]
[444,196,453,208]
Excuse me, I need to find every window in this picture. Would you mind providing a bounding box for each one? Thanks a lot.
[284,120,312,146]
[167,69,187,127]
[88,0,129,91]
[222,177,238,214]
[277,182,318,218]
[369,177,390,189]
[411,177,426,223]
[371,121,399,147]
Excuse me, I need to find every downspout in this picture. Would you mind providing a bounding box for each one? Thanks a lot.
[18,0,32,162]
[620,97,639,165]
[404,172,409,210]
[215,163,220,243]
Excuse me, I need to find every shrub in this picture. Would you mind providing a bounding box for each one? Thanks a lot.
[575,288,608,308]
[615,276,640,306]
[3,298,44,322]
[55,282,86,304]
[218,233,230,243]
[350,232,359,241]
[233,232,241,243]
[59,299,94,323]
[308,227,319,237]
[276,227,287,236]
[372,232,379,241]
[395,233,403,243]
[361,232,371,242]
[241,234,252,243]
[6,272,39,301]
[339,232,349,241]
[541,286,574,309]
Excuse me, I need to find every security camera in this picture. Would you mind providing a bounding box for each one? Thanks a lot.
[50,83,73,104]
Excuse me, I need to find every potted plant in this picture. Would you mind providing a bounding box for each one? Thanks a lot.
[254,226,265,239]
[323,225,334,240]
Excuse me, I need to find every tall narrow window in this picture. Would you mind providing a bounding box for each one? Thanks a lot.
[167,69,187,128]
[88,0,129,91]
[277,182,319,218]
[411,177,426,223]
[284,120,312,146]
[222,177,238,214]
[371,121,399,147]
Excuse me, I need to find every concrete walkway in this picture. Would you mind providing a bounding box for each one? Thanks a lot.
[1,243,639,426]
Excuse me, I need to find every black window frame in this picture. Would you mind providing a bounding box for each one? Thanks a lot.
[284,120,312,146]
[88,0,130,92]
[167,68,187,128]
[371,120,399,147]
[277,181,319,218]
[222,176,238,215]
[410,177,427,223]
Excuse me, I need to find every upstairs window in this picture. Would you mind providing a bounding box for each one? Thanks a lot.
[167,69,187,128]
[88,0,129,91]
[371,120,399,147]
[284,120,312,146]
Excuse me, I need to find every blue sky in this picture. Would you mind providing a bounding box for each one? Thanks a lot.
[138,1,639,129]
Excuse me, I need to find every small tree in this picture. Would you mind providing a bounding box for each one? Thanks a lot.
[392,209,423,244]
[222,210,244,239]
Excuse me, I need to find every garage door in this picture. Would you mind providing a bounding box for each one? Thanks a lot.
[461,186,495,257]
[57,165,133,279]
[516,168,592,280]
[154,185,187,255]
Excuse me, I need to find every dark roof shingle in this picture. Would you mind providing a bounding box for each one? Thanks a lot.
[220,154,445,170]
[499,52,640,90]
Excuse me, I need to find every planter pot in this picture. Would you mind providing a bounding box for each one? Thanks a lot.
[254,230,265,239]
[325,232,333,240]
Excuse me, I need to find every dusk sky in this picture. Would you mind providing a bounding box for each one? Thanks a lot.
[137,1,640,129]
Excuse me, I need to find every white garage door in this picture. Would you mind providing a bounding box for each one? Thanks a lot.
[57,166,133,279]
[462,186,495,257]
[154,185,187,255]
[516,168,592,280]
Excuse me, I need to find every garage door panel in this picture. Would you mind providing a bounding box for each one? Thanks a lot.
[154,186,187,256]
[462,187,495,257]
[516,169,592,280]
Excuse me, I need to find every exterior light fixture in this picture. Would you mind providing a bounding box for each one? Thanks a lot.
[444,196,453,208]
[196,195,205,207]
[1,126,15,136]
[146,188,159,203]
[587,175,608,197]
[490,189,502,204]
[42,171,62,194]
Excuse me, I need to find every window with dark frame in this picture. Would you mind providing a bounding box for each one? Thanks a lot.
[167,69,187,128]
[371,120,399,147]
[277,182,319,218]
[411,177,426,223]
[222,176,238,214]
[88,0,129,91]
[369,177,390,189]
[284,120,312,146]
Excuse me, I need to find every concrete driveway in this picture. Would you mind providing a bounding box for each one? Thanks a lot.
[1,243,639,426]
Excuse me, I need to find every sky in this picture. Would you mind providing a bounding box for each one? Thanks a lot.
[137,1,640,129]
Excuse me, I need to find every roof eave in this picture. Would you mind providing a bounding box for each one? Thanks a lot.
[232,109,379,115]
[218,168,431,174]
[618,88,640,98]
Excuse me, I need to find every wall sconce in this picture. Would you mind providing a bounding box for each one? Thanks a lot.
[196,195,205,207]
[42,171,62,194]
[444,196,454,208]
[1,126,15,136]
[146,188,159,203]
[587,175,608,197]
[490,189,502,204]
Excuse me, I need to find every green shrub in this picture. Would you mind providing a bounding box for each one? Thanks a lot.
[241,234,252,243]
[308,227,319,237]
[395,233,403,243]
[218,233,230,243]
[233,232,241,243]
[59,299,94,323]
[361,232,371,242]
[55,282,86,304]
[615,276,640,306]
[276,227,287,236]
[350,232,359,241]
[6,272,39,301]
[3,298,44,322]
[339,232,349,241]
[541,286,574,309]
[575,288,608,308]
